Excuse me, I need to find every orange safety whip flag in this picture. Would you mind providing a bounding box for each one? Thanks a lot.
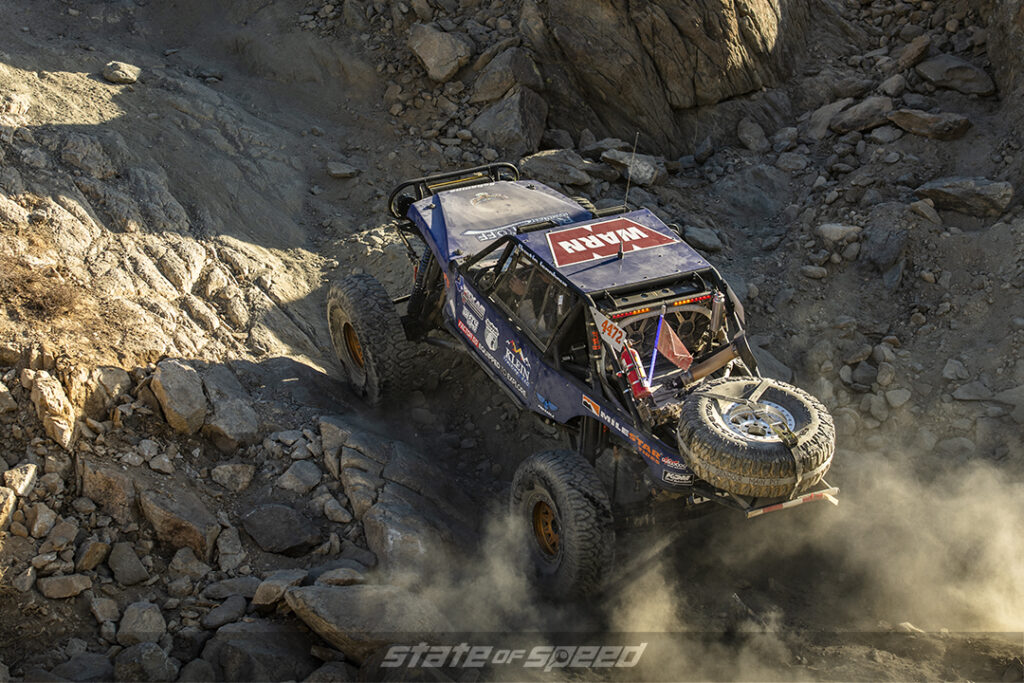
[656,320,694,372]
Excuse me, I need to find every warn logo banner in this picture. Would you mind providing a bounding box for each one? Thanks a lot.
[545,218,678,268]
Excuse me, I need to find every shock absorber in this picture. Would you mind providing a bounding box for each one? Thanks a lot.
[709,291,726,340]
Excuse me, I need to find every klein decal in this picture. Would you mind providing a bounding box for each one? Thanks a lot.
[546,218,678,267]
[503,339,531,383]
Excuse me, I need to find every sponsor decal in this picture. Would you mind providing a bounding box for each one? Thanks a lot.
[592,309,626,353]
[465,212,573,242]
[461,305,479,332]
[457,320,479,348]
[580,394,629,438]
[461,285,486,319]
[545,218,678,267]
[536,393,558,418]
[503,339,532,383]
[628,433,660,464]
[484,319,499,351]
[660,457,686,469]
[662,470,693,486]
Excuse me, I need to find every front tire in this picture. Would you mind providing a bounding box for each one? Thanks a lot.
[510,450,614,598]
[326,274,417,406]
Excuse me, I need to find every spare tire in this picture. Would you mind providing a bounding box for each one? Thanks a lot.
[676,377,835,498]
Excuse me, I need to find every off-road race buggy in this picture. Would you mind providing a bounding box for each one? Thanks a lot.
[326,163,838,597]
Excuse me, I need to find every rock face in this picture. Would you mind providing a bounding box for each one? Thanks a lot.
[914,177,1014,217]
[915,54,996,95]
[407,23,473,82]
[285,585,452,663]
[151,360,207,435]
[525,0,822,153]
[139,488,220,561]
[886,109,971,140]
[470,87,548,158]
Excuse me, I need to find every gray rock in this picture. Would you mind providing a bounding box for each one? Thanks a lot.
[683,225,723,252]
[915,54,996,95]
[694,135,715,163]
[851,362,878,386]
[285,585,452,663]
[216,527,246,573]
[878,74,906,97]
[90,597,120,624]
[108,541,149,585]
[886,109,971,140]
[816,223,860,244]
[79,459,137,524]
[314,567,366,587]
[4,462,37,497]
[408,23,473,82]
[865,125,903,144]
[251,569,308,607]
[800,265,828,279]
[148,453,175,474]
[0,487,14,532]
[201,365,259,452]
[26,502,57,538]
[50,652,114,682]
[953,381,993,401]
[318,416,350,457]
[323,497,352,524]
[942,359,970,381]
[102,61,141,84]
[600,148,666,187]
[168,547,212,580]
[211,463,255,493]
[519,149,592,186]
[829,96,893,133]
[201,594,248,630]
[469,87,548,159]
[895,34,931,70]
[139,488,220,561]
[304,661,359,682]
[886,389,912,408]
[994,385,1024,407]
[470,47,543,104]
[202,576,262,600]
[241,504,320,554]
[776,152,808,172]
[326,161,360,179]
[24,369,76,450]
[914,177,1014,217]
[806,98,853,140]
[151,360,207,435]
[0,381,16,413]
[737,117,770,153]
[36,573,91,599]
[118,601,166,646]
[75,539,110,572]
[277,460,322,494]
[200,620,318,682]
[862,227,907,270]
[176,659,216,683]
[114,642,179,682]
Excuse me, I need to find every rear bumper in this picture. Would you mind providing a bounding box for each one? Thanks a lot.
[743,485,840,519]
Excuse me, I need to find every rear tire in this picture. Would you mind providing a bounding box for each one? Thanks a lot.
[326,274,417,406]
[510,450,614,598]
[676,377,835,498]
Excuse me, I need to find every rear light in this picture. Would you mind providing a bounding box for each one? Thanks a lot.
[609,294,713,320]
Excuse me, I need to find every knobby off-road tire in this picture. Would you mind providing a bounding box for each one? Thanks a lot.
[510,450,615,598]
[326,274,417,406]
[676,377,835,498]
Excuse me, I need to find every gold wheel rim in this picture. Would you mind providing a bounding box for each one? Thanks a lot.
[532,501,560,557]
[343,323,364,368]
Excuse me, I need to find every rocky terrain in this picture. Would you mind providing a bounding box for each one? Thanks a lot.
[0,0,1022,681]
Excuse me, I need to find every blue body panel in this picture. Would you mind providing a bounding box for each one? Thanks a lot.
[446,274,696,490]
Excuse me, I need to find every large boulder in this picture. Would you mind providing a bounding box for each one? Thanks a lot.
[407,23,473,82]
[200,620,319,682]
[915,54,996,96]
[518,149,593,186]
[79,458,137,524]
[114,642,180,682]
[241,504,320,555]
[523,0,828,153]
[23,369,76,450]
[828,96,893,133]
[470,47,544,104]
[886,109,971,140]
[139,488,220,561]
[469,87,548,159]
[285,585,452,663]
[914,177,1014,217]
[151,359,207,435]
